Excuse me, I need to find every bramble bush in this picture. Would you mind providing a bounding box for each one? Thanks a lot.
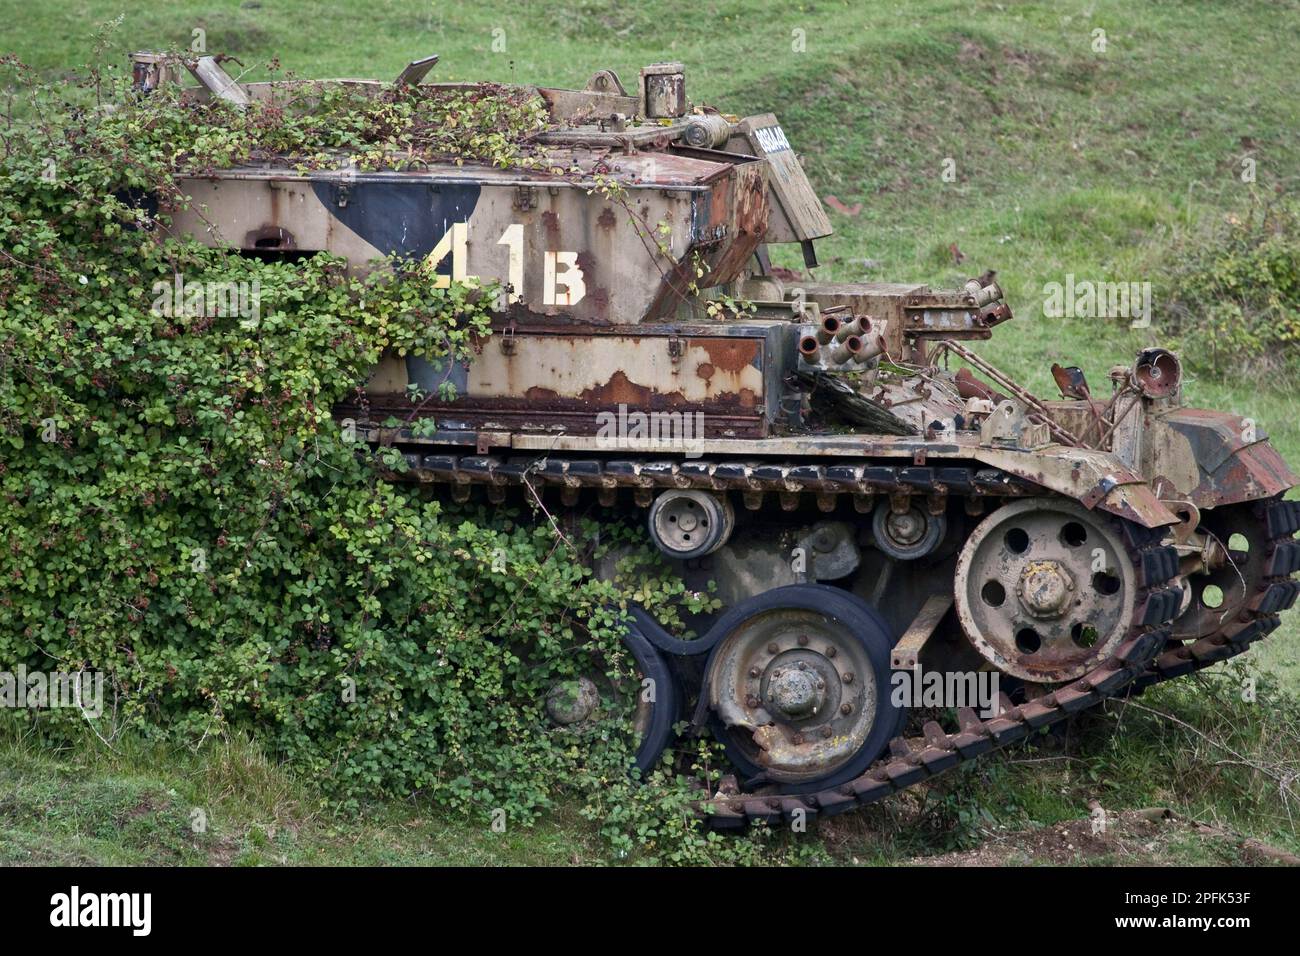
[1160,193,1300,376]
[0,45,791,863]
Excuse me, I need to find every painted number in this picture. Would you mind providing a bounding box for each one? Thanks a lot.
[544,251,586,306]
[497,223,523,304]
[426,221,585,307]
[425,222,470,288]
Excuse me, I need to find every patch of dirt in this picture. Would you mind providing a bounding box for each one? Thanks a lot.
[206,835,241,866]
[904,809,1299,867]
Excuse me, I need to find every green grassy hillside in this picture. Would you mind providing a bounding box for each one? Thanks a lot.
[3,0,1297,864]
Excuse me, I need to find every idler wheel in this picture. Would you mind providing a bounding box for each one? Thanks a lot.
[1170,501,1276,642]
[954,498,1137,683]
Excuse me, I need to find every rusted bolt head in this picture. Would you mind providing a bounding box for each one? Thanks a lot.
[840,703,852,715]
[767,642,779,654]
[797,634,809,646]
[1017,560,1074,619]
[825,646,837,658]
[821,726,833,738]
[746,695,760,708]
[749,667,761,678]
[842,671,855,684]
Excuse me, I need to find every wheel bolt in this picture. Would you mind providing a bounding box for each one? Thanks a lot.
[825,646,837,658]
[797,634,809,646]
[821,726,833,738]
[746,695,760,708]
[797,661,807,670]
[843,672,855,684]
[767,642,779,654]
[749,667,761,678]
[840,703,852,715]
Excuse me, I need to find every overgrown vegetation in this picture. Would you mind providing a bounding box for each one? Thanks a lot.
[0,42,789,864]
[1161,195,1300,376]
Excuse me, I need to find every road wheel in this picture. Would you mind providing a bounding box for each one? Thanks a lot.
[705,584,898,792]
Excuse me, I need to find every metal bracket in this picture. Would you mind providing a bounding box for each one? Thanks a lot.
[667,335,683,365]
[891,593,954,670]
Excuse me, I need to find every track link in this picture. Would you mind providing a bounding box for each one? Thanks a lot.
[1131,496,1300,693]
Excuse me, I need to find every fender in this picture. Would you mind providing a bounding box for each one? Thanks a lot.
[974,444,1180,529]
[1143,408,1297,509]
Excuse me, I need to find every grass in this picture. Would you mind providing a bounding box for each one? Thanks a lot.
[0,730,612,865]
[2,0,1298,864]
[4,667,1296,866]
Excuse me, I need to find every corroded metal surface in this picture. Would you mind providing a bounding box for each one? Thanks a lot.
[953,499,1141,682]
[708,606,877,784]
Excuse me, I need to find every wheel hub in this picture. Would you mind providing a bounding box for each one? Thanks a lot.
[885,510,924,546]
[673,508,700,534]
[545,676,600,725]
[872,500,947,560]
[708,606,878,784]
[766,658,828,719]
[1017,560,1074,618]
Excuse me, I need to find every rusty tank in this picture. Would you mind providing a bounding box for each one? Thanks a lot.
[137,52,1300,826]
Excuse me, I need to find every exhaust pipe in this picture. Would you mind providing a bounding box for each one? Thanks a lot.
[834,316,865,341]
[856,334,887,362]
[829,335,865,365]
[815,316,841,346]
[798,335,822,364]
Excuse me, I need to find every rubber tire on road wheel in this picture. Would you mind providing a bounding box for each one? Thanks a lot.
[705,584,900,794]
[620,613,682,775]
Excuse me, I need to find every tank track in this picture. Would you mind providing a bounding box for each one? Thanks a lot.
[381,448,1298,828]
[1130,497,1300,694]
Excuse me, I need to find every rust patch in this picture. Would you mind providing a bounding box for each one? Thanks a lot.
[525,385,561,401]
[541,210,560,235]
[697,362,716,380]
[579,369,658,407]
[701,338,761,374]
[597,206,617,230]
